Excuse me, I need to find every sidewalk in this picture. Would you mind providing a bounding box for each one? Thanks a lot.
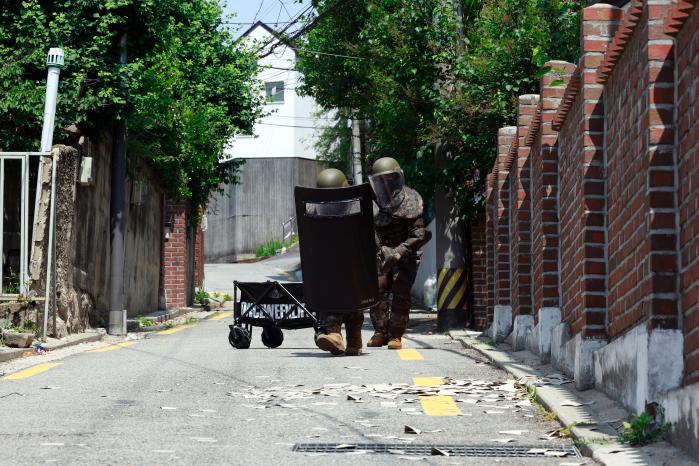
[450,330,698,466]
[0,329,105,364]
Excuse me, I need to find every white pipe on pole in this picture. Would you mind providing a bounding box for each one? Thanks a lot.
[351,110,362,185]
[38,48,64,342]
[39,48,64,153]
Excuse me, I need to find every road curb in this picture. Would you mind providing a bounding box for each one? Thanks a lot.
[127,306,210,332]
[0,331,105,364]
[449,330,696,466]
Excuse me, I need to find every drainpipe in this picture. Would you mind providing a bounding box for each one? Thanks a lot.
[38,48,64,342]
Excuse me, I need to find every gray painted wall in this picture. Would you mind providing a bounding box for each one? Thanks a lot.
[71,133,164,319]
[205,157,320,263]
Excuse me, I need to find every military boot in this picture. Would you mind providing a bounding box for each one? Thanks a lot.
[345,327,362,356]
[387,337,402,350]
[367,332,387,347]
[316,325,345,355]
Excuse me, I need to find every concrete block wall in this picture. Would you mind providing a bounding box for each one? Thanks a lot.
[481,1,699,457]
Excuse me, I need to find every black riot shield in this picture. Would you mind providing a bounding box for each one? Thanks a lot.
[294,183,378,313]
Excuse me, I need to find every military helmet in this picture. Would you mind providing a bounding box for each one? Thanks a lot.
[369,157,405,209]
[316,168,348,188]
[372,157,401,175]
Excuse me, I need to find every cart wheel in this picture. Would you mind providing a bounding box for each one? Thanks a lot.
[228,326,251,349]
[261,327,284,348]
[314,329,324,344]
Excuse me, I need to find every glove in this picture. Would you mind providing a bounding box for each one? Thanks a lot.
[380,246,401,272]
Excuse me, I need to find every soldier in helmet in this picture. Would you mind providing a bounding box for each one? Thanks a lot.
[312,168,364,356]
[367,157,431,350]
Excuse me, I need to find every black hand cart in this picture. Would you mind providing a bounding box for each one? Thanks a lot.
[228,280,321,349]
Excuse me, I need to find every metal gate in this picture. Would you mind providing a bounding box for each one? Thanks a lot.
[0,151,45,298]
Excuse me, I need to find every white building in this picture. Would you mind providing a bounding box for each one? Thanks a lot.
[206,22,329,262]
[224,22,330,160]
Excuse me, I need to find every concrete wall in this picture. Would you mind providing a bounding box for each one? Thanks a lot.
[205,157,320,262]
[71,134,164,319]
[29,131,166,334]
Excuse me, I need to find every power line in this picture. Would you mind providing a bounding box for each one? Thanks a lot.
[295,47,365,60]
[222,21,296,25]
[252,0,265,23]
[255,122,333,129]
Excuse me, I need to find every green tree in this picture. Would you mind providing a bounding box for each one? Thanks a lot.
[296,0,584,218]
[0,0,263,216]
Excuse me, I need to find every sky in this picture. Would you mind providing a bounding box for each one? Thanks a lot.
[221,0,312,36]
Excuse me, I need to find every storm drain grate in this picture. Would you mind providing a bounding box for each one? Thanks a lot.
[293,443,581,458]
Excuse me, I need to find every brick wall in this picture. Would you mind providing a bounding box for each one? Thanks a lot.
[482,0,697,379]
[674,3,699,385]
[163,199,189,309]
[470,214,488,330]
[478,1,699,455]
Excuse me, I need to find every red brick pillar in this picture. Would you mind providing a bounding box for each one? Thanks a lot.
[194,228,205,288]
[510,95,539,318]
[646,1,679,331]
[163,199,188,309]
[579,4,621,339]
[531,62,577,313]
[485,171,496,324]
[495,127,516,314]
[470,214,487,330]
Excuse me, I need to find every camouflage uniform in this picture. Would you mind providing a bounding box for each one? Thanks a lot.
[371,187,431,339]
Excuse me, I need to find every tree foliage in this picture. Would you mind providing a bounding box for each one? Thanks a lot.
[0,0,263,215]
[297,0,584,218]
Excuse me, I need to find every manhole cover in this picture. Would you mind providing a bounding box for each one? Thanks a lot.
[293,443,581,457]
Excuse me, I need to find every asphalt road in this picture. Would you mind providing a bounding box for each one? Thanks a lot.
[0,314,587,466]
[204,250,302,293]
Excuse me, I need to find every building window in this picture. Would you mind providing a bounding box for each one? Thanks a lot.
[265,81,284,103]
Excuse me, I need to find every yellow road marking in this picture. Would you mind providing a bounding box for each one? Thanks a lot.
[90,342,136,353]
[3,362,61,380]
[157,324,194,335]
[209,312,232,321]
[420,395,462,416]
[397,348,423,361]
[413,377,444,387]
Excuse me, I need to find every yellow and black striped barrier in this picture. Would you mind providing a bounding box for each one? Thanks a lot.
[437,267,468,311]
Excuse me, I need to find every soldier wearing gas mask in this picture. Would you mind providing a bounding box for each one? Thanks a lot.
[312,168,364,356]
[368,158,431,349]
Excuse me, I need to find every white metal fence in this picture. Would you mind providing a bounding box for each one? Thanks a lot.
[0,151,46,298]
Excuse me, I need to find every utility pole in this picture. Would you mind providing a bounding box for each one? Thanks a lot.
[351,110,362,184]
[109,33,127,335]
[434,0,468,330]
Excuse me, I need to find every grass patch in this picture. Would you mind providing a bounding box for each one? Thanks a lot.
[619,412,670,446]
[194,288,209,305]
[137,315,155,327]
[255,235,298,258]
